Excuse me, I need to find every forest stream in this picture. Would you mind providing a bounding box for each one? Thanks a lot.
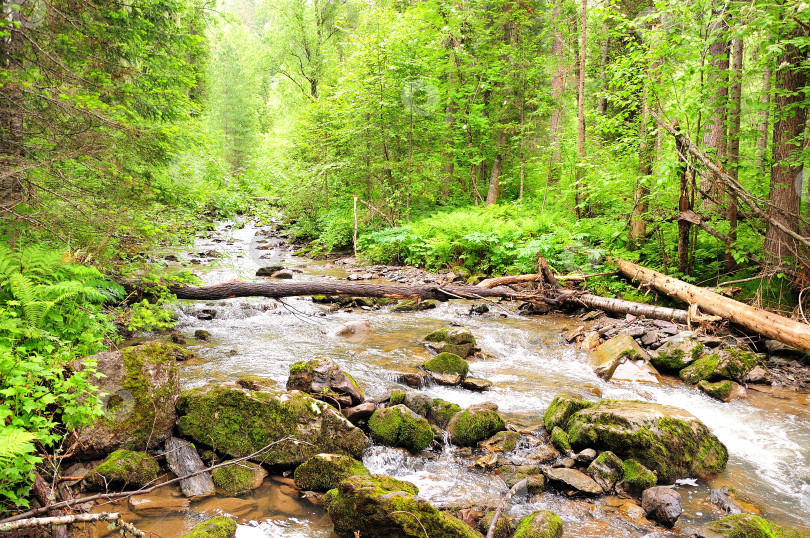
[91,221,810,538]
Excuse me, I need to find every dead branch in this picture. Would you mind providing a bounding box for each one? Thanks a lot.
[0,512,145,537]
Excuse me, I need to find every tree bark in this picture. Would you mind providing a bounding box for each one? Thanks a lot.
[575,0,588,218]
[165,437,215,500]
[0,3,25,213]
[486,130,506,205]
[547,0,567,184]
[756,64,772,171]
[675,122,693,274]
[764,26,807,267]
[701,7,730,210]
[617,258,810,353]
[725,38,743,271]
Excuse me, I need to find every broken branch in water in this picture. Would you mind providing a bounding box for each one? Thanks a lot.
[0,512,145,537]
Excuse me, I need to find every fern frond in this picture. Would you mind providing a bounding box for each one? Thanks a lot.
[0,429,37,467]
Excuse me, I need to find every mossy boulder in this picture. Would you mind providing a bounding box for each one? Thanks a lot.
[590,335,649,380]
[698,380,745,402]
[619,458,657,495]
[565,399,728,483]
[447,404,506,446]
[368,405,434,453]
[398,391,461,429]
[542,394,595,431]
[513,510,563,538]
[286,356,365,406]
[680,348,760,385]
[72,342,184,459]
[651,337,705,372]
[423,353,469,385]
[176,385,369,466]
[391,299,439,312]
[84,450,159,490]
[550,426,572,455]
[181,516,237,538]
[692,514,803,538]
[211,460,267,496]
[324,474,482,538]
[586,450,624,492]
[294,454,369,492]
[423,327,477,358]
[428,398,462,428]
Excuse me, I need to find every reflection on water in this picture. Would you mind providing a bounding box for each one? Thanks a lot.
[134,222,810,536]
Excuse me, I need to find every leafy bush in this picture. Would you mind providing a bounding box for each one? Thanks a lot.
[0,245,121,511]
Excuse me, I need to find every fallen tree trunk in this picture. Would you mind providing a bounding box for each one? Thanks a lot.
[616,258,810,353]
[478,273,690,324]
[170,282,538,302]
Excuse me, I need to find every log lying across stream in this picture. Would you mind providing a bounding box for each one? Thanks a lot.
[617,258,810,354]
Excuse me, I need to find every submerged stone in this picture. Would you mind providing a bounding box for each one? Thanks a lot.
[566,399,727,483]
[447,403,506,446]
[293,454,369,492]
[691,513,803,538]
[513,510,563,538]
[368,405,434,453]
[84,450,159,490]
[211,460,267,496]
[181,516,237,538]
[324,474,481,538]
[423,326,477,358]
[176,385,369,466]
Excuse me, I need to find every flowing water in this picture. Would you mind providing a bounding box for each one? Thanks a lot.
[95,222,810,537]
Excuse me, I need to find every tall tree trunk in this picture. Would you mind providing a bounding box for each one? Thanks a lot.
[597,18,609,115]
[486,130,506,205]
[675,123,693,274]
[0,4,25,214]
[725,38,743,271]
[575,0,588,218]
[764,28,807,267]
[701,8,730,210]
[547,0,566,184]
[756,64,772,171]
[442,36,461,200]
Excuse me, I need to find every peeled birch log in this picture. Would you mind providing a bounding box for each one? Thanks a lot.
[617,258,810,353]
[477,274,689,323]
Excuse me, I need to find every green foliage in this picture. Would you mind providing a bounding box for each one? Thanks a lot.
[0,245,119,511]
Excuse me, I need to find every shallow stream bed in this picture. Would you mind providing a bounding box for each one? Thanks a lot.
[96,222,810,537]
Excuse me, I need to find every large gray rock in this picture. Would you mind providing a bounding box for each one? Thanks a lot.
[680,348,760,385]
[176,385,369,466]
[72,342,189,459]
[651,335,705,372]
[586,451,623,492]
[590,335,650,380]
[565,399,728,483]
[286,356,365,406]
[642,486,682,528]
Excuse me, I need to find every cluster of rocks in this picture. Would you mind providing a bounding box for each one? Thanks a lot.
[54,329,803,538]
[563,310,810,399]
[330,258,489,286]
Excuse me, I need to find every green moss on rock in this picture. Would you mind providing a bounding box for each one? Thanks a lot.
[423,327,477,357]
[182,516,237,538]
[429,398,461,428]
[176,385,369,466]
[621,458,657,494]
[550,426,572,454]
[423,353,470,376]
[651,339,704,372]
[211,460,266,496]
[368,405,434,453]
[480,511,514,538]
[293,454,369,492]
[680,348,759,385]
[84,450,159,490]
[698,380,739,402]
[586,450,623,492]
[513,510,563,538]
[391,299,439,312]
[542,394,595,431]
[497,465,546,492]
[481,431,522,453]
[565,399,727,483]
[324,474,482,538]
[447,404,506,447]
[389,389,406,406]
[697,514,803,538]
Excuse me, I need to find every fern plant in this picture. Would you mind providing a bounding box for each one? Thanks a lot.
[0,244,120,512]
